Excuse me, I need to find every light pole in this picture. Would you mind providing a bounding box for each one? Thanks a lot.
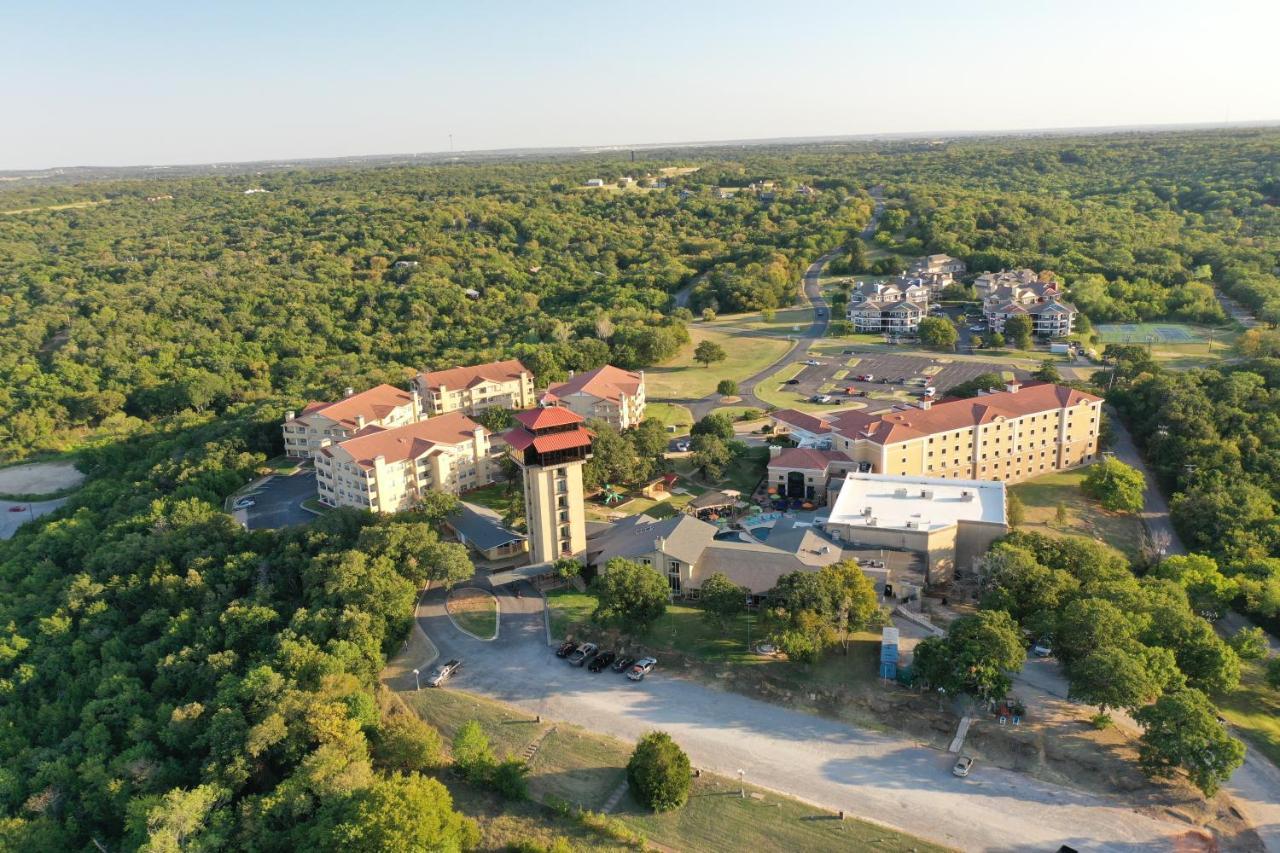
[738,768,745,799]
[745,594,752,652]
[412,668,420,691]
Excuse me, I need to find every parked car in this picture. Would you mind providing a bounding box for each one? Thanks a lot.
[588,651,617,672]
[969,325,985,332]
[784,378,801,385]
[803,359,821,366]
[233,497,256,509]
[612,655,636,673]
[816,395,834,404]
[856,373,874,381]
[555,641,577,658]
[568,643,598,666]
[7,506,25,513]
[627,657,657,681]
[427,659,462,687]
[952,755,974,777]
[842,349,857,355]
[1032,641,1053,658]
[675,441,691,452]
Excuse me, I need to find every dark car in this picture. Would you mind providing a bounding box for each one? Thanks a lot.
[612,655,636,673]
[568,642,598,666]
[784,378,800,385]
[588,651,617,672]
[555,641,577,658]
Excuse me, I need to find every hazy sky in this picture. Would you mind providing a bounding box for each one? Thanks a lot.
[5,0,1279,170]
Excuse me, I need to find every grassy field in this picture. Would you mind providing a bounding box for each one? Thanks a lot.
[1,199,107,215]
[710,405,764,421]
[706,307,812,333]
[404,685,942,852]
[1218,656,1280,768]
[460,482,521,521]
[1009,468,1144,560]
[446,588,499,640]
[547,588,599,640]
[645,326,791,400]
[644,402,695,432]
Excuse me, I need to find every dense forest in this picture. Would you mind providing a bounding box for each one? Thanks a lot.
[3,129,1280,848]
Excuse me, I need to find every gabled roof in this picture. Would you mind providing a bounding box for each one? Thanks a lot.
[298,384,415,429]
[515,407,584,430]
[543,365,643,405]
[587,514,717,567]
[447,502,526,550]
[769,409,833,434]
[418,359,531,391]
[327,412,483,469]
[768,447,850,472]
[691,542,813,593]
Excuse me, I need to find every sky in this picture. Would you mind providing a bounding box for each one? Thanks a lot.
[4,0,1279,170]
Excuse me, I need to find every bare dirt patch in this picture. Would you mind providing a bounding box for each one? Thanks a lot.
[0,461,84,495]
[446,587,499,640]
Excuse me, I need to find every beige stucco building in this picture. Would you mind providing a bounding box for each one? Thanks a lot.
[282,384,421,458]
[503,407,594,563]
[824,473,1008,585]
[771,382,1102,486]
[541,365,646,430]
[415,359,536,417]
[314,412,492,512]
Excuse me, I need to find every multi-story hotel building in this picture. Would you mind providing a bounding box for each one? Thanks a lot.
[767,382,1102,492]
[503,407,593,563]
[282,384,422,458]
[314,412,493,512]
[541,365,647,430]
[414,359,536,417]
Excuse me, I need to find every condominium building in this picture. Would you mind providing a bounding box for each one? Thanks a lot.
[282,384,422,458]
[847,298,927,334]
[314,412,493,512]
[769,382,1102,486]
[911,253,967,278]
[986,295,1078,338]
[541,365,647,430]
[414,359,536,417]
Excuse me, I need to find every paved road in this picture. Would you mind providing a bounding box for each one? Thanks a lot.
[1102,407,1186,556]
[417,582,1196,852]
[1216,289,1259,329]
[0,498,67,540]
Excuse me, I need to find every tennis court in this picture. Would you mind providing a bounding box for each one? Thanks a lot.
[1095,323,1206,343]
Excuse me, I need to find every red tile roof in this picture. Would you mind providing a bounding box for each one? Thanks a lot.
[514,406,585,430]
[543,365,643,404]
[418,359,530,391]
[831,382,1100,445]
[769,409,833,434]
[332,412,483,469]
[768,448,851,472]
[298,384,415,429]
[532,429,593,453]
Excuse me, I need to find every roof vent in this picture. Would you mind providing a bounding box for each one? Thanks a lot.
[921,489,934,500]
[894,488,908,498]
[961,490,974,502]
[344,387,355,398]
[905,520,919,529]
[863,506,873,517]
[867,517,877,526]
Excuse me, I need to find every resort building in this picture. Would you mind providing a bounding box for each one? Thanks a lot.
[824,473,1007,584]
[766,446,865,503]
[541,365,647,430]
[911,253,967,278]
[985,295,1078,338]
[415,359,537,417]
[283,384,422,459]
[503,407,593,563]
[314,412,492,512]
[768,382,1102,486]
[446,502,528,562]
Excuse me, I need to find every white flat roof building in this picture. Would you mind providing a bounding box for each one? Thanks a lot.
[824,473,1007,585]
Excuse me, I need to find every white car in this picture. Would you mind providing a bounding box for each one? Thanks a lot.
[427,659,462,687]
[953,755,974,777]
[627,657,657,681]
[675,441,691,452]
[233,497,256,509]
[803,359,822,366]
[1032,642,1053,658]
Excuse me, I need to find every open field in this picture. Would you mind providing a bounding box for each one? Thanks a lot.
[644,402,694,432]
[1218,656,1280,769]
[645,326,791,400]
[547,588,598,640]
[1009,468,1145,560]
[405,685,943,852]
[446,587,499,640]
[1,199,107,215]
[706,307,812,333]
[0,460,84,496]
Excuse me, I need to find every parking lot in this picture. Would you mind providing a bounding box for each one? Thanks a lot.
[234,470,318,530]
[784,351,1031,408]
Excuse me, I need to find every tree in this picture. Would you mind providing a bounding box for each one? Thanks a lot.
[326,773,480,852]
[818,560,882,653]
[1267,657,1280,690]
[1082,458,1146,514]
[913,610,1026,702]
[490,757,531,801]
[1054,501,1069,527]
[1068,647,1161,723]
[1134,689,1245,797]
[690,434,733,480]
[693,339,726,368]
[1004,314,1033,349]
[373,713,444,773]
[979,544,1078,631]
[553,558,582,581]
[945,372,1004,398]
[627,732,691,812]
[699,572,747,629]
[716,378,738,396]
[452,720,496,784]
[701,307,717,323]
[1033,360,1062,383]
[474,406,514,432]
[584,420,641,490]
[593,558,669,634]
[918,316,958,350]
[988,331,1006,349]
[1055,598,1137,667]
[1229,626,1269,660]
[1006,493,1025,527]
[425,541,475,588]
[1151,554,1238,617]
[691,412,735,441]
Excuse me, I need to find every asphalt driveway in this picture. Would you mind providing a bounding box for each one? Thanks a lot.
[417,582,1192,852]
[0,498,68,540]
[235,470,317,530]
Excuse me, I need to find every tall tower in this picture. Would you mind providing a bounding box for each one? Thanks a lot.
[503,408,593,564]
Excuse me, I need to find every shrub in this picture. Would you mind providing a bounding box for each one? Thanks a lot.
[627,732,692,812]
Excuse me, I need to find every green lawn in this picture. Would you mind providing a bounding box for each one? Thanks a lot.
[460,482,522,525]
[710,406,765,421]
[1009,468,1144,560]
[645,326,791,400]
[547,588,599,640]
[262,455,306,475]
[300,497,333,515]
[754,362,826,411]
[718,445,768,494]
[446,588,499,640]
[402,687,544,759]
[645,402,695,432]
[706,307,812,333]
[1218,656,1280,769]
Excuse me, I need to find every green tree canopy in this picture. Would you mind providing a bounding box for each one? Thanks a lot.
[593,558,670,634]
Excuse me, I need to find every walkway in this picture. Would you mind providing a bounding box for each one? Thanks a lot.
[1103,406,1186,556]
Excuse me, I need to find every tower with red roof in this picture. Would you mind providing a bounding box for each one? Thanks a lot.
[502,407,594,563]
